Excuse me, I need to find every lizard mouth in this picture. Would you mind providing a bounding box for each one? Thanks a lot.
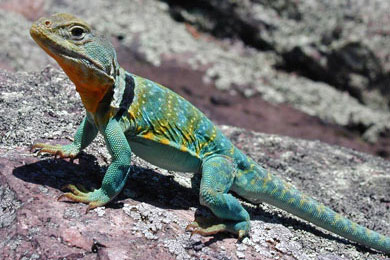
[30,23,107,75]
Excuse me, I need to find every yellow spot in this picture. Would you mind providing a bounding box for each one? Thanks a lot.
[162,120,170,127]
[262,172,272,189]
[198,126,217,152]
[180,145,188,152]
[184,133,193,144]
[271,187,278,195]
[288,198,295,204]
[331,213,342,226]
[351,222,357,234]
[280,188,289,199]
[316,204,325,215]
[365,228,372,238]
[250,175,260,185]
[229,146,235,155]
[242,163,255,174]
[234,171,241,178]
[280,182,292,199]
[129,110,135,118]
[143,132,155,140]
[203,151,214,158]
[161,138,170,145]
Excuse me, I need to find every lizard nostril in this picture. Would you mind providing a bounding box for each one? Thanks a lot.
[44,20,51,27]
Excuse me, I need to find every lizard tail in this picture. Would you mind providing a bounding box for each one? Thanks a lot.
[234,167,390,253]
[261,175,390,253]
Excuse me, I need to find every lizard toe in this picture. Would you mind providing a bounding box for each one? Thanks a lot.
[58,185,111,212]
[61,184,91,194]
[186,217,250,238]
[186,222,227,236]
[85,201,106,213]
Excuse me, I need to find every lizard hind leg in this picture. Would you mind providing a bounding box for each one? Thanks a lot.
[186,155,250,239]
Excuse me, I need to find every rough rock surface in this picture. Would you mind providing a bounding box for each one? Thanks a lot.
[0,0,388,159]
[165,0,390,109]
[1,67,390,259]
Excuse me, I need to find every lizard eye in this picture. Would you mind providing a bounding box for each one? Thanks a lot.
[70,26,85,40]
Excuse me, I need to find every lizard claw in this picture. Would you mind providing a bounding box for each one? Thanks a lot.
[57,183,110,213]
[61,184,90,194]
[186,221,227,236]
[31,142,79,159]
[85,201,104,213]
[185,217,250,239]
[238,230,247,240]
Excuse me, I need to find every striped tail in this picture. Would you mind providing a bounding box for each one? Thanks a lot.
[254,171,390,253]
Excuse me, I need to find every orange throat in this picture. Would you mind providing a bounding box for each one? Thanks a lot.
[76,86,110,112]
[55,57,112,112]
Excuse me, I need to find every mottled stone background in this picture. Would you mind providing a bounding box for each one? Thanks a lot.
[1,1,390,259]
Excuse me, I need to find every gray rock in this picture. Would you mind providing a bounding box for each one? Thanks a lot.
[0,1,389,144]
[161,0,390,126]
[1,67,390,259]
[0,10,53,71]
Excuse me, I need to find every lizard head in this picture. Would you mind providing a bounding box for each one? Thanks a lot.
[30,13,118,112]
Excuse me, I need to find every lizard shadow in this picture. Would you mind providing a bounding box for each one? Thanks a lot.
[12,155,378,254]
[12,152,200,211]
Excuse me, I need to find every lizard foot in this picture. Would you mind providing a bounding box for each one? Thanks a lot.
[58,184,110,213]
[185,217,250,239]
[31,142,79,159]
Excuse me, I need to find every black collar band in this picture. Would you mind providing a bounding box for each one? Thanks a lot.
[116,73,135,118]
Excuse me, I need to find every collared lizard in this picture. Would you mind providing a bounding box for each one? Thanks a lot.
[29,13,390,254]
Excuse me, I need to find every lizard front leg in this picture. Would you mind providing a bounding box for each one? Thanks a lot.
[59,118,131,212]
[187,155,250,239]
[32,114,98,159]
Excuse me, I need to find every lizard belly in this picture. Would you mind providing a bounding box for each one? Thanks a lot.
[128,137,201,173]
